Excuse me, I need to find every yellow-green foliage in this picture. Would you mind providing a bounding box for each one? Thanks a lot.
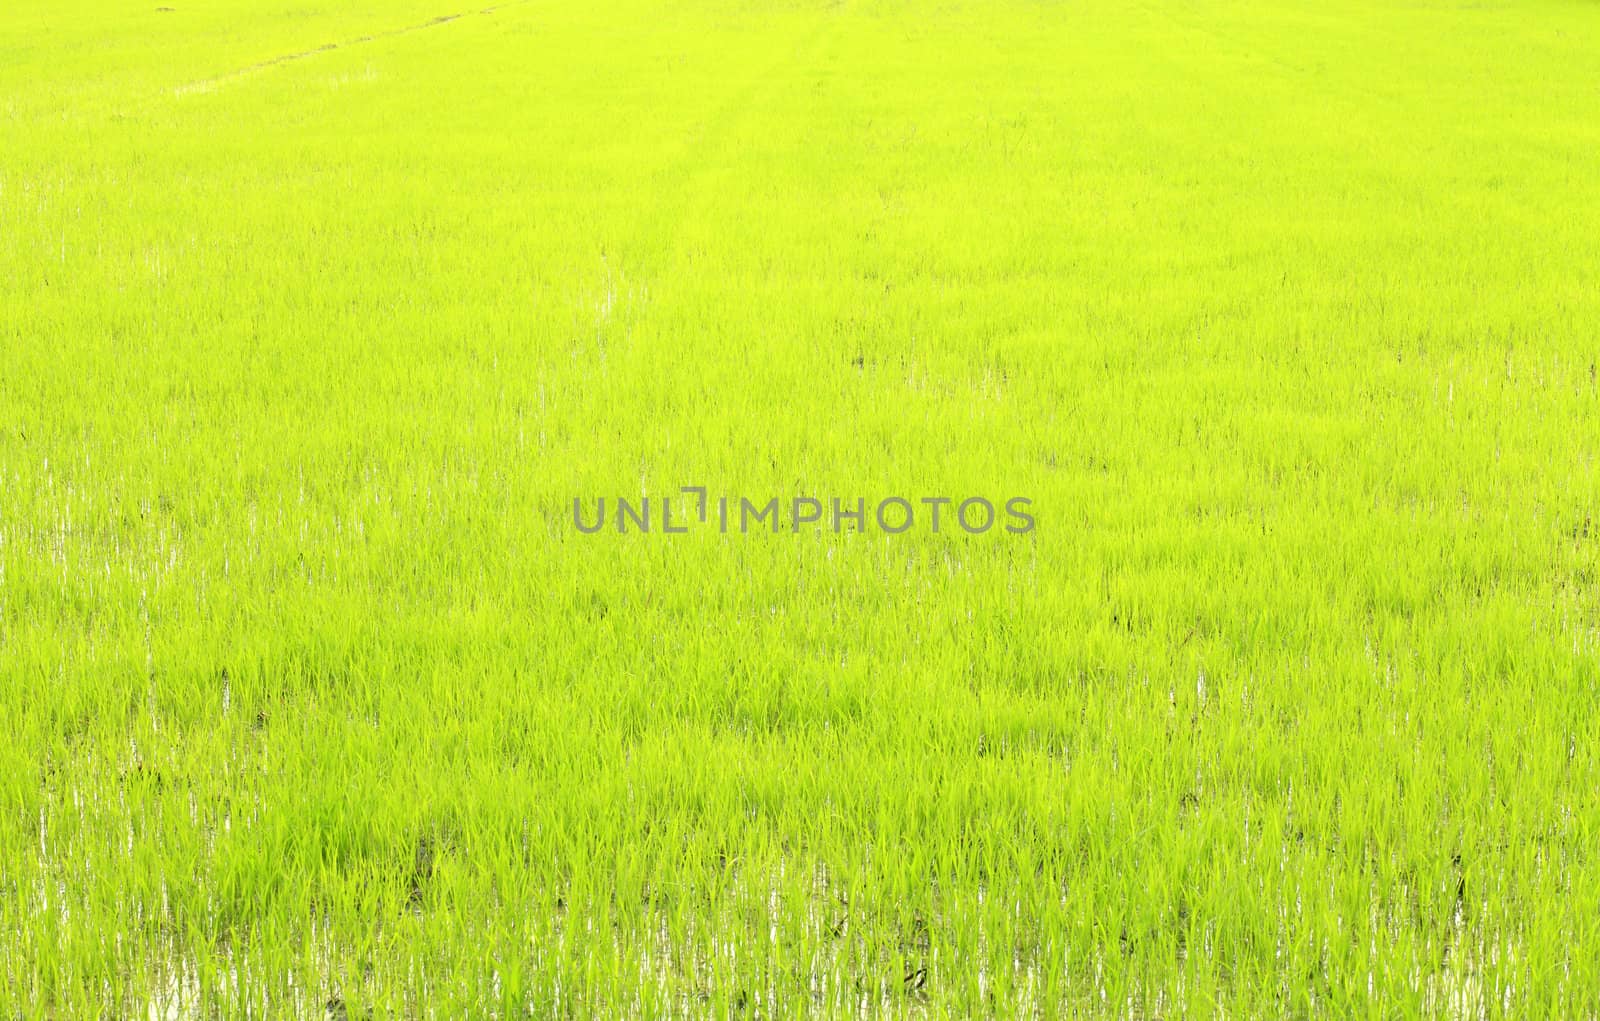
[2,0,1598,1016]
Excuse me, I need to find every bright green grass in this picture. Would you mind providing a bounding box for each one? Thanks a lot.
[3,0,1599,1017]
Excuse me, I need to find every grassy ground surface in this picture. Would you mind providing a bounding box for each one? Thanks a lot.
[3,0,1599,1017]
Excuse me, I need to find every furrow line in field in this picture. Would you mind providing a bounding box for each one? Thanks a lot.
[170,1,531,99]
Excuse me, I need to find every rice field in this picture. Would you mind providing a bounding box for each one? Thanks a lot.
[2,0,1599,1017]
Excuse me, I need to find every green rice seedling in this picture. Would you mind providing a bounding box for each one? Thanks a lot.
[3,0,1599,1016]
